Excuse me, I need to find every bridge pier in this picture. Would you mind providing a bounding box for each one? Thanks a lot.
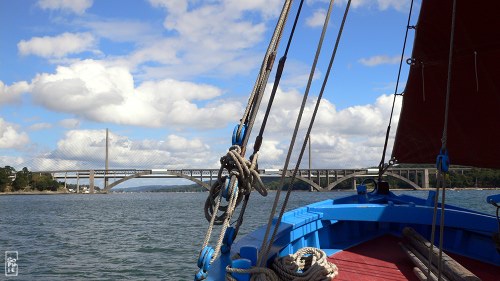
[89,170,95,194]
[76,173,80,193]
[423,169,429,189]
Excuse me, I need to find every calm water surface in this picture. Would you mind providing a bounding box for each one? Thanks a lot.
[1,190,498,280]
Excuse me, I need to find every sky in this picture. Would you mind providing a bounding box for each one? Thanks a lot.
[0,0,421,186]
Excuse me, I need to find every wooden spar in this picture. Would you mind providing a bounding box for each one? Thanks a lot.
[413,267,428,281]
[402,227,481,281]
[399,242,442,281]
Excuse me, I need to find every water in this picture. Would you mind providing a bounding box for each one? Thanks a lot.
[0,190,498,280]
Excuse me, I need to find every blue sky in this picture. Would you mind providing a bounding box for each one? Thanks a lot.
[0,0,420,186]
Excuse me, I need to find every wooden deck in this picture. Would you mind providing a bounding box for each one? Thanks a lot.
[327,235,499,281]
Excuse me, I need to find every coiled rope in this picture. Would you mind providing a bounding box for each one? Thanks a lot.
[226,248,337,281]
[196,2,294,278]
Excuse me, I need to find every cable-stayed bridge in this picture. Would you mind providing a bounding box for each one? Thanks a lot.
[34,167,472,193]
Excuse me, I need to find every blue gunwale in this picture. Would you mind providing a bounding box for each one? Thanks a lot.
[207,191,500,280]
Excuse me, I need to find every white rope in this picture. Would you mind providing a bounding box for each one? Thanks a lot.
[226,248,337,281]
[273,247,338,281]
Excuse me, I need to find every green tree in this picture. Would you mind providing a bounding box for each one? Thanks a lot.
[0,166,15,192]
[13,167,31,191]
[31,173,59,191]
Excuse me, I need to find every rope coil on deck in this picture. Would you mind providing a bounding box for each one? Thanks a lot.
[273,247,338,281]
[226,247,338,281]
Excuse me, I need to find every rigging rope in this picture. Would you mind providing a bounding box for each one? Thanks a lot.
[377,0,415,182]
[252,0,305,156]
[195,2,293,279]
[237,1,293,151]
[428,1,457,280]
[258,0,351,269]
[257,0,337,268]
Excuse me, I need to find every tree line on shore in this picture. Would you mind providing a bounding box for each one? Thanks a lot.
[0,166,60,192]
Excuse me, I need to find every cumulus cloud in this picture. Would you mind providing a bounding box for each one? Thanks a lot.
[307,0,411,12]
[38,0,93,14]
[253,86,401,168]
[358,55,401,67]
[58,118,81,129]
[28,123,53,131]
[306,9,327,28]
[18,32,96,58]
[0,118,30,149]
[0,81,31,105]
[30,129,213,170]
[121,0,283,79]
[30,59,240,129]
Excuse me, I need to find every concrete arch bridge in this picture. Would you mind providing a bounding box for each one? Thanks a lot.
[41,167,470,193]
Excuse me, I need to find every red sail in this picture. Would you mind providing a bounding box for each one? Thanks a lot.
[392,0,500,169]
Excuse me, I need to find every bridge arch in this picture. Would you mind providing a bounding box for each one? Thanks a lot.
[325,171,421,191]
[104,171,212,192]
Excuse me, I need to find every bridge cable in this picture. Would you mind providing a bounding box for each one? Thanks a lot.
[258,0,351,267]
[377,0,415,183]
[428,1,457,280]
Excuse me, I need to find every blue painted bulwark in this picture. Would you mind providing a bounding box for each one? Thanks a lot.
[206,191,500,280]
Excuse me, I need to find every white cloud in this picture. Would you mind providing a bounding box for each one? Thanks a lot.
[28,123,53,131]
[58,118,81,129]
[0,118,30,149]
[83,20,159,43]
[306,9,327,28]
[0,81,31,105]
[253,86,402,168]
[30,59,241,129]
[38,0,93,14]
[358,55,401,67]
[18,32,96,58]
[0,156,25,168]
[308,0,410,12]
[124,0,283,79]
[29,129,213,170]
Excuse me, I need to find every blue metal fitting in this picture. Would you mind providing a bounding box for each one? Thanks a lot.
[239,246,258,266]
[232,124,247,146]
[221,227,236,254]
[197,246,214,271]
[436,149,450,172]
[194,269,208,281]
[356,185,367,195]
[222,177,238,202]
[487,194,500,205]
[230,259,252,281]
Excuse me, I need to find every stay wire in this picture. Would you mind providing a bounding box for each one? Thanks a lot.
[428,1,457,280]
[378,0,415,181]
[252,0,305,155]
[258,0,351,267]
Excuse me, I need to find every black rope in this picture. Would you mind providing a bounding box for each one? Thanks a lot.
[253,0,305,155]
[378,0,415,182]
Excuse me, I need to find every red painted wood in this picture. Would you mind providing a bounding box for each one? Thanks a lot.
[327,235,500,281]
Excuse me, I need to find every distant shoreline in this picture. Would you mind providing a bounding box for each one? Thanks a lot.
[1,186,498,195]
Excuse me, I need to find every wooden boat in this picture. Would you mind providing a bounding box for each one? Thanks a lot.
[196,0,500,280]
